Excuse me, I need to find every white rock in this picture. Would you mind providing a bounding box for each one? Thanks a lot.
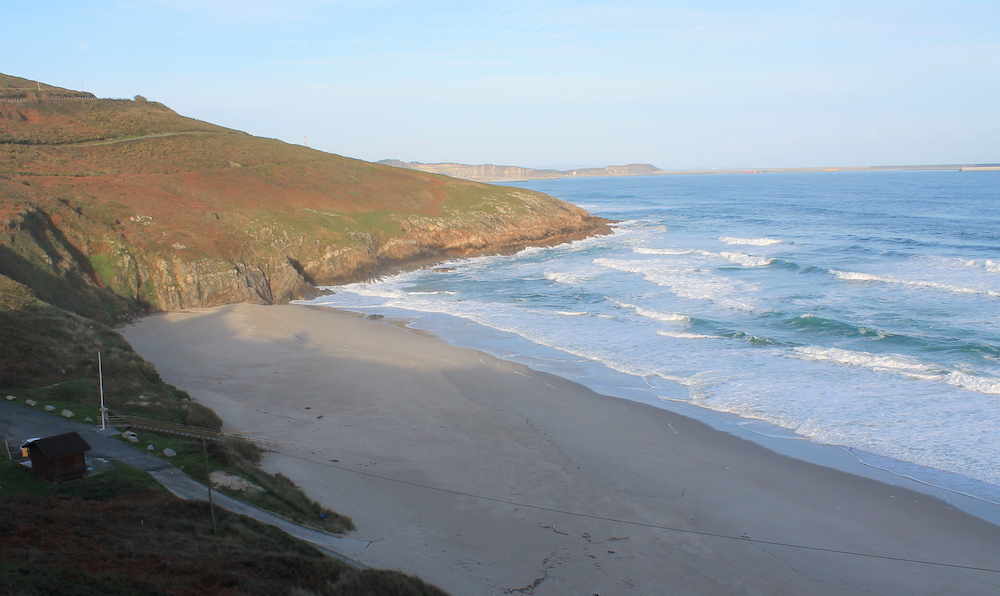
[162,448,177,457]
[209,470,263,494]
[24,399,36,406]
[60,409,74,418]
[43,405,55,412]
[147,444,154,451]
[5,395,15,401]
[84,417,93,422]
[122,431,139,443]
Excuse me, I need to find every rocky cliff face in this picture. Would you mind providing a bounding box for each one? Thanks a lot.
[379,160,662,182]
[1,190,608,316]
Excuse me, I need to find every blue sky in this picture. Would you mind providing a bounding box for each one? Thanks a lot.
[4,1,999,169]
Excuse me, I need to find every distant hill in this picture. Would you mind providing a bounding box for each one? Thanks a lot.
[0,73,611,318]
[378,159,663,182]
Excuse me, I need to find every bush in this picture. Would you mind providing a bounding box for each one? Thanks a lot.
[209,436,262,466]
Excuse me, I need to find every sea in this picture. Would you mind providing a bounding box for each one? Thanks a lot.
[300,170,1000,512]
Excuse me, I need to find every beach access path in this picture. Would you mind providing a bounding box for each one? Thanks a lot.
[122,303,1000,596]
[0,400,367,566]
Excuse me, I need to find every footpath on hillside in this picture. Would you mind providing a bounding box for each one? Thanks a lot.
[0,400,367,567]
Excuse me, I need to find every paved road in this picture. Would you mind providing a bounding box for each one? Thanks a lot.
[0,400,368,567]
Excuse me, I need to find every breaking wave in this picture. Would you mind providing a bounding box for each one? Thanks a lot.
[610,299,691,323]
[719,236,784,246]
[830,270,1000,297]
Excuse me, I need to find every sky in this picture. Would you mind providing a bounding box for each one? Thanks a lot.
[4,1,999,170]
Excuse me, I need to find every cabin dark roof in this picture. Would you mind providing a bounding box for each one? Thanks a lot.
[26,432,92,459]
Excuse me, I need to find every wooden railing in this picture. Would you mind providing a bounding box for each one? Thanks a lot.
[2,436,18,460]
[107,415,279,452]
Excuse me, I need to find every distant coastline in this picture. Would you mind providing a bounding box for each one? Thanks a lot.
[377,159,662,182]
[379,159,1000,183]
[656,163,1000,176]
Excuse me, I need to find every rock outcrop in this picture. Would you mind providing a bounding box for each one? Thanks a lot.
[1,188,609,314]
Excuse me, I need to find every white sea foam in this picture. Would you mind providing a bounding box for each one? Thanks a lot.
[719,252,775,267]
[719,236,783,246]
[791,346,933,375]
[830,270,1000,297]
[596,258,758,311]
[554,311,590,317]
[635,247,774,267]
[788,346,1000,397]
[545,271,587,284]
[657,330,724,340]
[961,259,1000,274]
[944,371,1000,395]
[635,247,696,256]
[610,299,690,323]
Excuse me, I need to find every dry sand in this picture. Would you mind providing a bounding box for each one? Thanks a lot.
[124,303,1000,595]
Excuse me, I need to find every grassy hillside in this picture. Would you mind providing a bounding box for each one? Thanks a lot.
[0,459,447,596]
[0,72,610,317]
[0,71,609,406]
[0,274,220,426]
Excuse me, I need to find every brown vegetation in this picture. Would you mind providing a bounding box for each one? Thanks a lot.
[0,460,446,595]
[0,72,611,315]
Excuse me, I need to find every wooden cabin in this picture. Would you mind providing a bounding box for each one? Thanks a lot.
[24,432,92,483]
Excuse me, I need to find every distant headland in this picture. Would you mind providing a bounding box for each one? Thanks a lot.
[377,160,662,182]
[380,159,1000,183]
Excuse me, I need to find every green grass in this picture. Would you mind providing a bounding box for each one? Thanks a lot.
[0,454,449,595]
[0,457,166,498]
[1,382,104,421]
[0,297,222,428]
[112,430,354,533]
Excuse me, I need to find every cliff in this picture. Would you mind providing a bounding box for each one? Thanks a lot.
[0,74,612,319]
[378,159,662,182]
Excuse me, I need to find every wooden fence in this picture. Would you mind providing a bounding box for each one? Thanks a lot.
[107,415,279,452]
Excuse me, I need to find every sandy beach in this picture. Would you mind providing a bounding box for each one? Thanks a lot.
[123,303,1000,595]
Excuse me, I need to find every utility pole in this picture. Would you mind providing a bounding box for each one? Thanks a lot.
[203,438,218,534]
[98,352,108,431]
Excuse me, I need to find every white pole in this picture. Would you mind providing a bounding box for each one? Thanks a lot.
[99,351,108,431]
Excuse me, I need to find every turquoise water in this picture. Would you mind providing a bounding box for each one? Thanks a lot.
[302,171,1000,502]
